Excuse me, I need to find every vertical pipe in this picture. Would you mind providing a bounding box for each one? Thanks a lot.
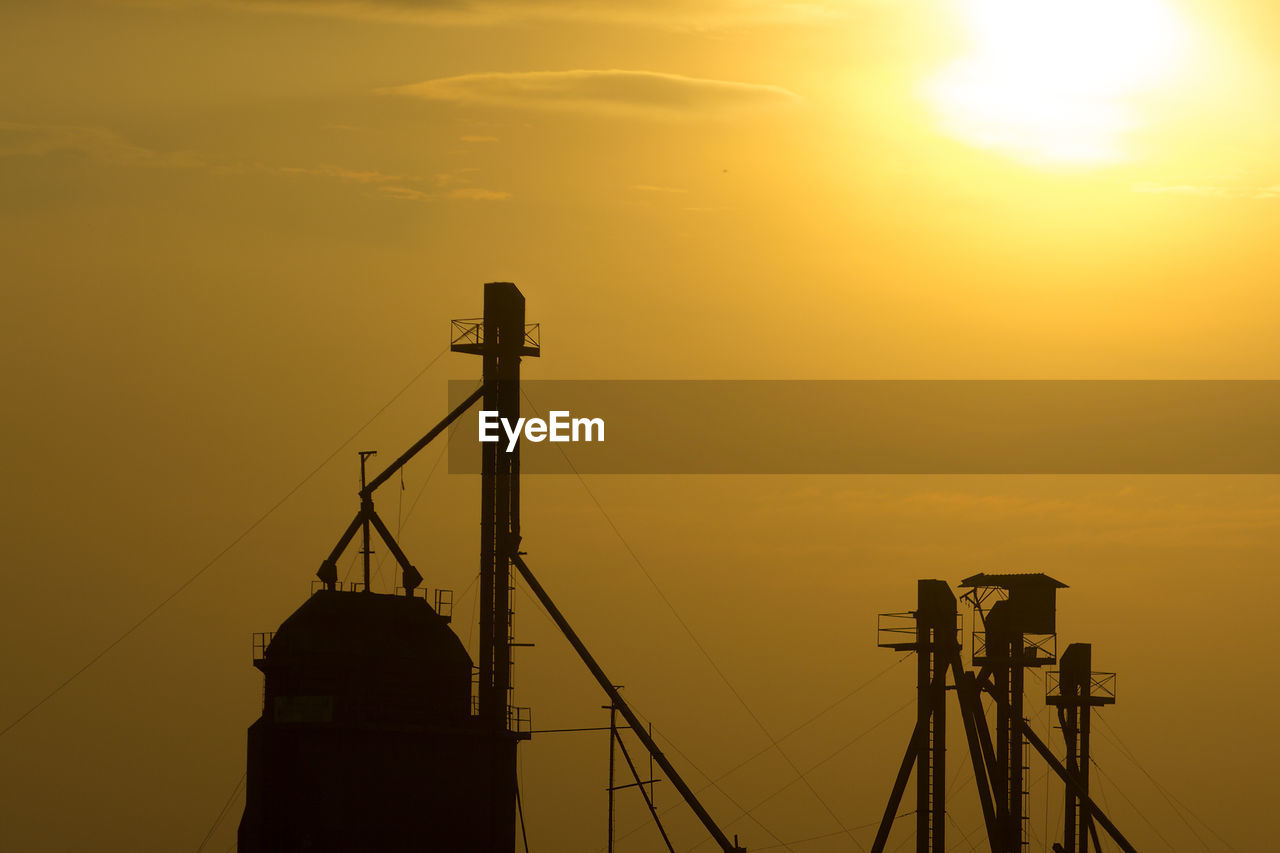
[361,510,371,590]
[359,453,373,592]
[916,607,930,853]
[478,332,497,722]
[932,618,948,852]
[994,652,1010,850]
[478,283,525,729]
[608,703,617,853]
[1063,703,1078,853]
[915,580,955,853]
[1079,675,1092,853]
[1059,643,1092,853]
[494,302,520,727]
[475,283,526,853]
[1010,639,1024,853]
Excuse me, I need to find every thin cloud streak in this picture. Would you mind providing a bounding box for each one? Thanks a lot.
[1134,181,1280,200]
[447,187,511,200]
[136,0,848,29]
[277,164,411,183]
[0,121,203,169]
[384,69,801,119]
[0,122,504,203]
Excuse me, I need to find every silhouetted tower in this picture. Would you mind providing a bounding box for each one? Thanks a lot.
[874,580,958,852]
[450,282,540,851]
[874,578,1136,853]
[961,573,1064,853]
[450,282,539,730]
[1047,644,1115,853]
[238,283,538,853]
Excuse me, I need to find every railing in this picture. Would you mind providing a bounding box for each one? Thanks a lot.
[311,579,361,594]
[1046,670,1117,703]
[508,705,532,735]
[973,631,1057,665]
[877,612,963,650]
[434,588,453,622]
[450,319,541,352]
[465,697,533,737]
[1025,633,1056,665]
[877,612,917,648]
[973,631,989,663]
[1046,670,1061,698]
[450,318,483,348]
[1091,671,1118,700]
[252,631,274,663]
[310,580,451,614]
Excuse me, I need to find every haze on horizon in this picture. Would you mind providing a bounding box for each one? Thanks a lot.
[2,0,1279,850]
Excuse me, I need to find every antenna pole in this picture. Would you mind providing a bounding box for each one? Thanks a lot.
[607,700,618,853]
[358,451,377,592]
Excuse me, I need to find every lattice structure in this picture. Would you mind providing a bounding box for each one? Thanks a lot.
[871,574,1135,853]
[1047,644,1116,853]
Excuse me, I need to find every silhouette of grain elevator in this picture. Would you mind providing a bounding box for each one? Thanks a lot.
[238,283,745,852]
[235,281,1145,853]
[872,574,1128,853]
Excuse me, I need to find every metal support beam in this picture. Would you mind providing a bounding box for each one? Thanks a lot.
[950,657,1000,852]
[366,508,422,593]
[317,385,482,591]
[316,513,364,588]
[510,553,745,853]
[871,725,920,853]
[361,384,484,497]
[1018,723,1136,853]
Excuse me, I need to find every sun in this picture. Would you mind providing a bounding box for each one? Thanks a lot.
[925,0,1191,165]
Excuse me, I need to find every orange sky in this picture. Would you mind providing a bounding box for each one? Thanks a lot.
[2,1,1279,850]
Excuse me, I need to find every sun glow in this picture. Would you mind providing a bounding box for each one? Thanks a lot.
[926,0,1191,165]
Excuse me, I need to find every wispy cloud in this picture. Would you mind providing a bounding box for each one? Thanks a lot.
[447,187,511,200]
[378,185,433,201]
[384,69,800,119]
[369,169,509,201]
[277,164,410,183]
[142,0,846,30]
[632,184,687,193]
[0,122,506,203]
[1133,181,1280,200]
[380,184,509,201]
[0,122,202,168]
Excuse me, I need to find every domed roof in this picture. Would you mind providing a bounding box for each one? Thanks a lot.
[261,589,472,725]
[265,589,467,667]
